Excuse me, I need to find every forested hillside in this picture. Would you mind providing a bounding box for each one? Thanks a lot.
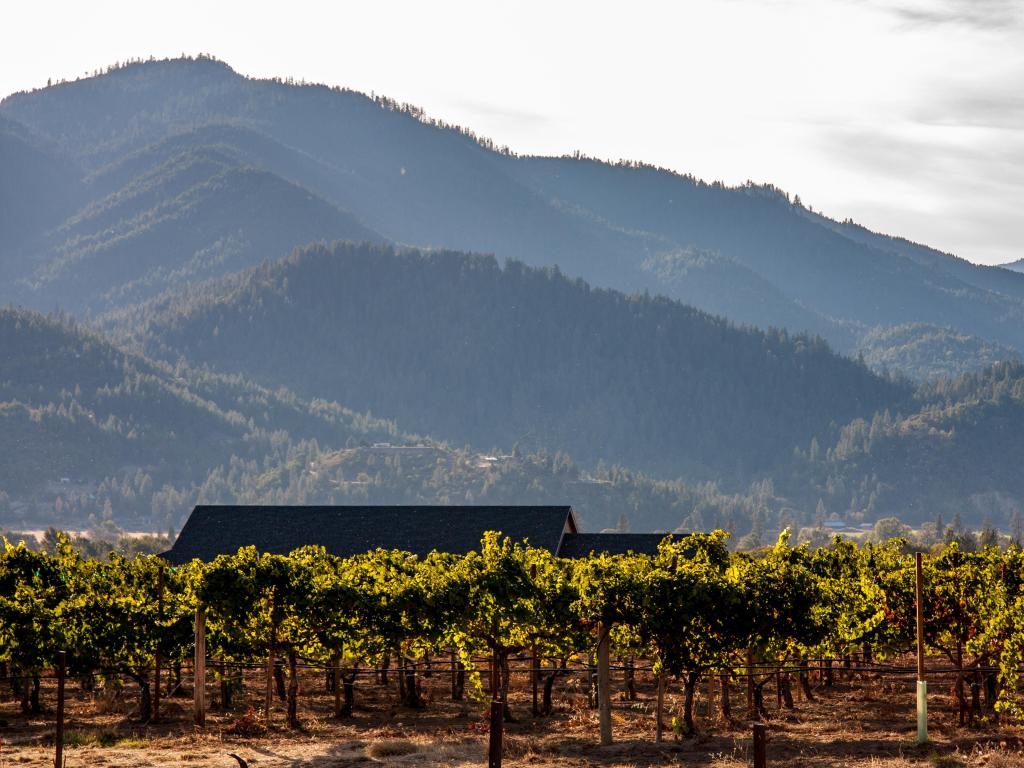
[4,56,1024,540]
[793,362,1024,530]
[102,242,1024,533]
[3,307,786,536]
[2,56,1023,377]
[108,241,908,478]
[855,324,1020,381]
[0,308,406,530]
[6,302,1024,538]
[188,441,783,536]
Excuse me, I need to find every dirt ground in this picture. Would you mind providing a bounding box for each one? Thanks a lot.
[2,663,1024,767]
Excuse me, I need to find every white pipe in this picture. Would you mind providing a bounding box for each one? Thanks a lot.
[916,680,928,744]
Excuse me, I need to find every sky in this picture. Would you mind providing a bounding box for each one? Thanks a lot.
[3,0,1022,265]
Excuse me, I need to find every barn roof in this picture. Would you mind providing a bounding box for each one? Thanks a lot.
[162,505,578,565]
[557,532,671,558]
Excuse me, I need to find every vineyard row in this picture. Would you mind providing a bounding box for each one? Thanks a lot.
[3,529,1024,740]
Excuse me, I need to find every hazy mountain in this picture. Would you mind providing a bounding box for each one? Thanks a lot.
[106,241,909,479]
[5,56,1024,537]
[1,307,798,536]
[802,210,1024,306]
[4,56,1024,374]
[0,117,84,276]
[508,157,1024,353]
[4,293,1022,537]
[2,130,381,311]
[0,59,657,298]
[1001,259,1024,274]
[5,301,1023,536]
[639,246,852,346]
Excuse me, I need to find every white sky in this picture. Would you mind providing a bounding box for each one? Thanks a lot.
[3,0,1022,265]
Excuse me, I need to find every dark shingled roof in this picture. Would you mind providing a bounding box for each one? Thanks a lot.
[557,533,671,558]
[162,505,578,565]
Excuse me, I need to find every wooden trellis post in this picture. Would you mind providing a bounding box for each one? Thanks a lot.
[746,648,755,715]
[656,554,677,742]
[54,651,66,768]
[753,722,767,767]
[597,621,612,745]
[265,649,275,725]
[451,651,457,699]
[194,609,206,726]
[154,565,164,722]
[287,649,299,729]
[333,650,342,717]
[720,670,731,721]
[706,672,716,722]
[655,673,665,742]
[915,551,928,744]
[530,564,539,716]
[488,699,503,767]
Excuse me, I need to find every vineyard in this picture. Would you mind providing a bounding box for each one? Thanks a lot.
[3,530,1024,766]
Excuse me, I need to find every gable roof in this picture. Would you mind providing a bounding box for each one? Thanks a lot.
[162,505,578,565]
[557,532,671,559]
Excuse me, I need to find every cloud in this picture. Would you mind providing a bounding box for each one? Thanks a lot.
[912,90,1024,130]
[882,0,1022,30]
[454,99,550,130]
[824,124,1024,192]
[818,122,1024,263]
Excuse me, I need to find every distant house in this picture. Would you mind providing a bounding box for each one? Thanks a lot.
[161,505,672,565]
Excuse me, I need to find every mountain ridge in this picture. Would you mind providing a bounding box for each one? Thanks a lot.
[4,56,1023,376]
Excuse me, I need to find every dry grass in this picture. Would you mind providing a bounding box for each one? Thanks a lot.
[3,662,1024,767]
[366,738,418,759]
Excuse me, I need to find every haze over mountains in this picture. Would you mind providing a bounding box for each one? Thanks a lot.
[105,241,904,478]
[4,57,1024,369]
[1,305,796,536]
[2,56,1024,540]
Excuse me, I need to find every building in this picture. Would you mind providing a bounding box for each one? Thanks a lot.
[161,505,671,565]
